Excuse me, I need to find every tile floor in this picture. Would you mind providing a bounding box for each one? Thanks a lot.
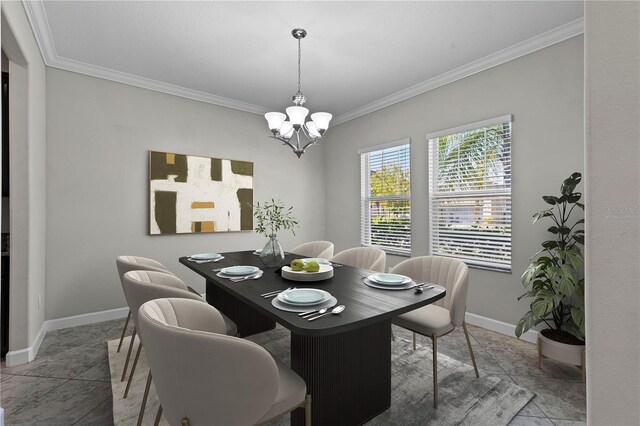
[0,319,586,425]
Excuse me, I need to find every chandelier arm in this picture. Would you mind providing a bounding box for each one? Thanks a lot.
[271,134,302,155]
[299,126,322,151]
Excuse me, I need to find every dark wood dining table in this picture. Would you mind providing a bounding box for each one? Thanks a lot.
[180,250,445,426]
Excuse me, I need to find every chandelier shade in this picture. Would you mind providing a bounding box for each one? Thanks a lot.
[264,28,332,158]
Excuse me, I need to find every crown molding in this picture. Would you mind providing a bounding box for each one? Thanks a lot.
[48,55,271,115]
[22,0,57,61]
[23,0,582,124]
[21,0,270,115]
[331,17,584,126]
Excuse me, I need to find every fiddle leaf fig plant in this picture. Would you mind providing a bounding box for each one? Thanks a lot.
[516,172,585,342]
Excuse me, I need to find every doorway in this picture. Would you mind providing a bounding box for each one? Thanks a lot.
[1,65,9,359]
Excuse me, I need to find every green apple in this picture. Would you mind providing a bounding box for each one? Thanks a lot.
[290,259,304,271]
[303,260,320,273]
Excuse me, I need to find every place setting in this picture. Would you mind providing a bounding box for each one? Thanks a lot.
[216,265,263,282]
[269,288,343,321]
[363,273,435,292]
[186,252,225,264]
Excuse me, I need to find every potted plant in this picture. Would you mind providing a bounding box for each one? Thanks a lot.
[516,172,585,379]
[253,199,299,267]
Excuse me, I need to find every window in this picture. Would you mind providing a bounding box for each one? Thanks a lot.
[428,115,512,272]
[360,139,411,255]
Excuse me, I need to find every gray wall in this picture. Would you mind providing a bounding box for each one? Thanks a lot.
[45,68,326,320]
[1,0,47,354]
[585,1,640,424]
[325,36,584,326]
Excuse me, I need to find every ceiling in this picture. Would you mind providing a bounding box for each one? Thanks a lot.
[24,1,584,124]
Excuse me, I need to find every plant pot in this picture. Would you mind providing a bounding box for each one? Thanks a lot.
[537,329,586,382]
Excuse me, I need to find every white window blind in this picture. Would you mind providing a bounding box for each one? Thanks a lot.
[428,116,512,272]
[360,140,411,255]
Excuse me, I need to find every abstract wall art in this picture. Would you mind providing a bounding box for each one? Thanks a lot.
[149,151,253,235]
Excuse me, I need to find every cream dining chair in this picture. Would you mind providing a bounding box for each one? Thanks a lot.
[331,247,386,272]
[391,256,479,408]
[137,298,312,426]
[121,270,238,425]
[291,240,334,259]
[115,256,175,377]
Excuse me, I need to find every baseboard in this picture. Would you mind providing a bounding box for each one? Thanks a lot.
[7,298,529,366]
[5,320,47,366]
[465,312,539,344]
[5,306,129,366]
[44,307,130,332]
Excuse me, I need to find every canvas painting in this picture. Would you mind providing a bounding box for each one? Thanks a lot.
[149,151,253,234]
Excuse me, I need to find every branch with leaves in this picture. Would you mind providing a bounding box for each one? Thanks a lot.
[253,199,300,238]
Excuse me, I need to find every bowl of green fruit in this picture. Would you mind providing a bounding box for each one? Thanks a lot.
[281,258,334,282]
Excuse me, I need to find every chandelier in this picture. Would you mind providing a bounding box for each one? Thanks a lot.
[264,28,332,158]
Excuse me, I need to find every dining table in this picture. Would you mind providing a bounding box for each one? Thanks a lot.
[180,250,445,426]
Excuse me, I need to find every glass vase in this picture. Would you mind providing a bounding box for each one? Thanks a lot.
[260,234,285,267]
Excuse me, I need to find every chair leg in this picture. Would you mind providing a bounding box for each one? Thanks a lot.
[154,405,163,426]
[117,310,132,353]
[181,418,191,426]
[124,341,143,398]
[137,371,152,426]
[412,332,416,350]
[432,333,438,409]
[304,394,312,426]
[391,328,396,341]
[121,327,137,381]
[463,322,479,378]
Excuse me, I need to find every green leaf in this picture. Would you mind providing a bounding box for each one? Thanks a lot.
[542,196,558,205]
[570,308,585,339]
[568,193,582,203]
[515,311,540,338]
[572,234,584,244]
[532,209,553,224]
[558,226,571,235]
[575,202,585,210]
[531,295,554,318]
[542,240,558,249]
[547,226,559,234]
[574,218,585,225]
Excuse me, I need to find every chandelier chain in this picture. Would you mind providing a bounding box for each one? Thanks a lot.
[297,37,302,94]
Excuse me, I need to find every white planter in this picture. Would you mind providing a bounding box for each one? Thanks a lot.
[537,330,586,381]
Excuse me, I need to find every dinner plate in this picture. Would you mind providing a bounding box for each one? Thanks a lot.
[277,289,331,306]
[301,258,331,265]
[363,277,417,291]
[220,266,260,276]
[190,253,222,260]
[368,273,411,286]
[216,270,263,280]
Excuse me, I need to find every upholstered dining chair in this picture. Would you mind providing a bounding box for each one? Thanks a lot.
[331,247,386,272]
[291,241,335,259]
[115,256,174,374]
[121,270,238,425]
[137,298,312,426]
[390,256,479,408]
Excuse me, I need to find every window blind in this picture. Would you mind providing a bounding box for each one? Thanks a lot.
[428,117,512,272]
[361,141,411,255]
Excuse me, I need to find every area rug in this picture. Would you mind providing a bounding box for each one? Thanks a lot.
[108,326,533,425]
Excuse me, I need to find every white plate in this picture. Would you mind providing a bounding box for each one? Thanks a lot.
[190,253,222,260]
[363,278,418,291]
[220,266,260,276]
[277,289,331,306]
[301,258,331,265]
[368,273,411,286]
[216,270,263,280]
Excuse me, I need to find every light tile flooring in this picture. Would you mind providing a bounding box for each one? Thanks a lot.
[1,319,586,425]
